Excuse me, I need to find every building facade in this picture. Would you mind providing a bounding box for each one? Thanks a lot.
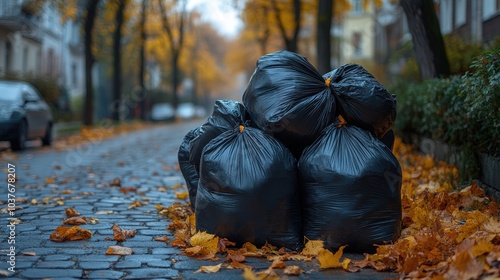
[0,0,85,97]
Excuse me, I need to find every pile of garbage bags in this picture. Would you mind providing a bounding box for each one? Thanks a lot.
[178,50,402,253]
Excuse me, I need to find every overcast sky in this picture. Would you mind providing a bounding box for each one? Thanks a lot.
[186,0,242,38]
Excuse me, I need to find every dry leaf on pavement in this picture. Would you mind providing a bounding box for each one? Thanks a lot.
[154,235,170,242]
[62,216,87,225]
[106,245,134,255]
[318,246,346,269]
[50,226,92,242]
[194,263,222,273]
[284,265,303,275]
[112,224,136,241]
[65,207,80,218]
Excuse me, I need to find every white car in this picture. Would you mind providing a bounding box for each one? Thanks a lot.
[150,103,175,122]
[176,103,196,119]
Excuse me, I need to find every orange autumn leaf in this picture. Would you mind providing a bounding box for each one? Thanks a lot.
[128,200,143,209]
[119,187,137,194]
[65,207,80,218]
[301,239,324,256]
[270,258,286,269]
[105,245,134,255]
[50,226,92,242]
[62,216,87,225]
[154,235,170,242]
[229,261,253,270]
[194,263,222,273]
[112,224,136,241]
[283,265,303,275]
[226,249,246,263]
[318,246,346,269]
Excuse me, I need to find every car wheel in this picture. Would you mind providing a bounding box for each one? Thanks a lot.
[42,122,53,146]
[10,119,27,151]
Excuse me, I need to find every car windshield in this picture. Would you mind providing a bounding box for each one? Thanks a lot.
[0,84,22,101]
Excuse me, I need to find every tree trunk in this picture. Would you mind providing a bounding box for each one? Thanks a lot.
[401,0,450,79]
[83,0,100,126]
[316,0,332,74]
[172,51,180,110]
[112,0,126,122]
[139,0,147,120]
[289,0,301,53]
[271,0,301,53]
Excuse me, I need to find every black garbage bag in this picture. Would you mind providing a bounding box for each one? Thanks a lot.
[178,127,201,210]
[298,123,402,253]
[380,129,395,151]
[324,64,396,138]
[196,124,302,250]
[189,100,249,171]
[243,50,336,157]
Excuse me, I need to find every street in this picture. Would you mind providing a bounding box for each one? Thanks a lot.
[0,120,397,279]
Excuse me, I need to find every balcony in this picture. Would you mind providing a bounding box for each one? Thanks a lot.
[0,0,41,41]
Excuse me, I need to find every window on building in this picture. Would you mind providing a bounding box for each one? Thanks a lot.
[23,46,28,73]
[455,0,466,27]
[47,48,54,76]
[352,0,363,15]
[440,0,453,34]
[71,63,77,86]
[352,32,363,57]
[483,0,498,19]
[5,42,11,73]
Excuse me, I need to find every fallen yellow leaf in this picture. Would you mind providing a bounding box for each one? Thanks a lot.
[301,239,324,256]
[189,231,219,254]
[175,191,189,200]
[318,246,346,269]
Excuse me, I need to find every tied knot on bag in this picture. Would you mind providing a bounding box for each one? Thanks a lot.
[337,115,347,128]
[239,124,245,133]
[325,77,331,87]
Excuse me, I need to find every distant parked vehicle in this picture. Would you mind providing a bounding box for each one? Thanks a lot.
[176,103,196,119]
[150,103,175,122]
[0,80,53,151]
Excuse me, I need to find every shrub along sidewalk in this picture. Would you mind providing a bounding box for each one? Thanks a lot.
[391,47,500,182]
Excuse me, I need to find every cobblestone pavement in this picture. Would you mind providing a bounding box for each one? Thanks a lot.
[0,120,397,279]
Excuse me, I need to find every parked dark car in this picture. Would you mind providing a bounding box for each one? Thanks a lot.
[0,80,53,150]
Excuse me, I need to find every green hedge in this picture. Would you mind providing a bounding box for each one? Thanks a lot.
[391,48,500,181]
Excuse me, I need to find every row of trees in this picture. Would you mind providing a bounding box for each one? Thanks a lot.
[236,0,450,79]
[31,0,230,125]
[31,0,451,126]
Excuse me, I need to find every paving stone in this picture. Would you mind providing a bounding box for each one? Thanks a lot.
[123,254,163,263]
[146,260,172,268]
[120,241,165,248]
[180,269,244,280]
[19,268,82,279]
[115,260,142,269]
[79,261,111,269]
[19,247,57,256]
[173,260,219,270]
[124,268,179,279]
[55,248,94,255]
[36,260,76,268]
[87,270,124,279]
[44,255,72,261]
[13,261,36,269]
[138,229,168,236]
[78,255,120,262]
[152,247,180,255]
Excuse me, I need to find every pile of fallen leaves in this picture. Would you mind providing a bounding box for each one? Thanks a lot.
[157,137,500,279]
